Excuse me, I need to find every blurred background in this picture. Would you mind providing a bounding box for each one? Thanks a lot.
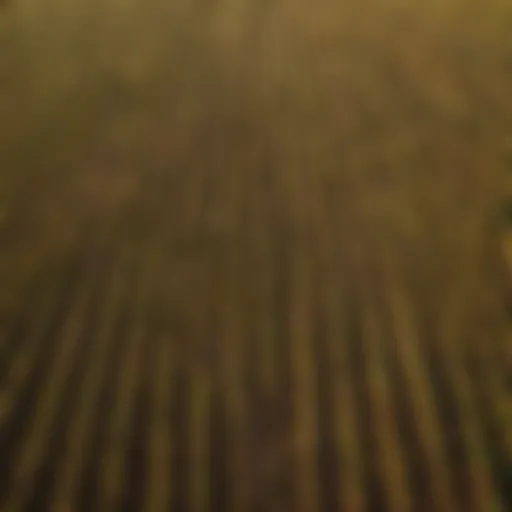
[0,0,511,510]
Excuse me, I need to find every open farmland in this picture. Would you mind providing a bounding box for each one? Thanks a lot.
[0,0,511,510]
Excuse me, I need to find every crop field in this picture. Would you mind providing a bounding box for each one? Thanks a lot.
[0,0,511,510]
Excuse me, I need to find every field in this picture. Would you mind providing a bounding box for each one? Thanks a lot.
[0,0,511,510]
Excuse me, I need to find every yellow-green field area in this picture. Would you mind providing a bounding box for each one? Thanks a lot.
[1,0,511,510]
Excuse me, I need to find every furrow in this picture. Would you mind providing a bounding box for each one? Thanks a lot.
[95,247,154,512]
[2,246,104,511]
[383,254,460,512]
[49,249,129,511]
